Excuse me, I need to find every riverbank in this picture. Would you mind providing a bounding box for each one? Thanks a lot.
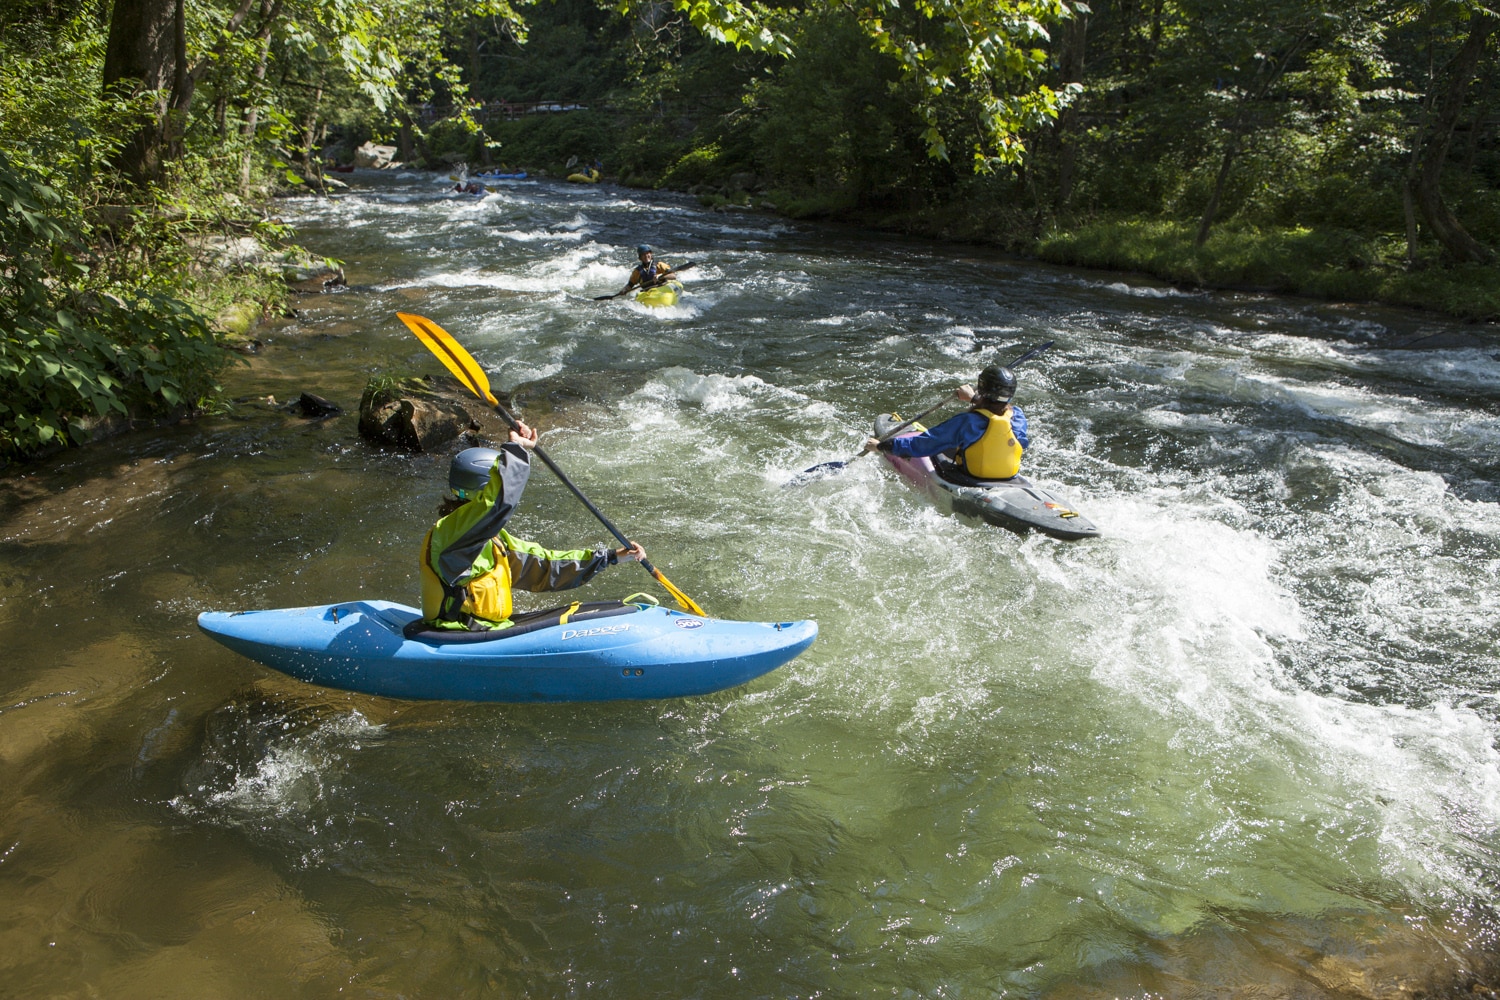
[393,112,1500,325]
[753,193,1500,324]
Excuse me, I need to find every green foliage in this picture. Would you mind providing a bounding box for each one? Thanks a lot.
[659,143,725,187]
[605,0,1075,171]
[1037,218,1500,320]
[483,111,619,175]
[0,152,230,458]
[852,0,1078,167]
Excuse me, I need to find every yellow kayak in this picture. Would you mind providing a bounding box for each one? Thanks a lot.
[566,168,601,183]
[635,281,682,307]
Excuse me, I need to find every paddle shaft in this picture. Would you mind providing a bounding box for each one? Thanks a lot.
[596,262,696,300]
[640,261,695,288]
[880,340,1053,441]
[877,396,953,443]
[484,398,666,575]
[809,395,953,475]
[397,310,706,615]
[789,340,1057,485]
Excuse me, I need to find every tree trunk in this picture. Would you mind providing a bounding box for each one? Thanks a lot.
[1193,33,1308,248]
[398,112,416,163]
[1054,9,1089,214]
[1118,0,1134,73]
[1147,0,1164,67]
[238,2,274,196]
[1196,137,1238,247]
[102,0,185,183]
[1402,181,1420,267]
[301,79,326,195]
[1411,12,1495,264]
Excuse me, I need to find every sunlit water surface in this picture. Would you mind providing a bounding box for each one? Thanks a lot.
[2,172,1499,998]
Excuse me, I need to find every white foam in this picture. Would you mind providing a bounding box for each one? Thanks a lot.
[172,711,383,823]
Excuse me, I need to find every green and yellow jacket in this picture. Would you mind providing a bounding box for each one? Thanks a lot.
[420,444,614,629]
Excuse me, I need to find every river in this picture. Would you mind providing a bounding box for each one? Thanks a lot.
[2,171,1498,998]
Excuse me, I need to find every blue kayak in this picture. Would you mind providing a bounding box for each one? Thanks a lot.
[197,599,816,702]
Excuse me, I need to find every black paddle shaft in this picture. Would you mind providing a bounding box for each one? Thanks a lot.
[594,262,697,300]
[486,399,664,574]
[882,340,1055,441]
[640,261,695,288]
[787,340,1057,486]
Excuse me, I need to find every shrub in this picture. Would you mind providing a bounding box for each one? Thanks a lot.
[0,152,230,459]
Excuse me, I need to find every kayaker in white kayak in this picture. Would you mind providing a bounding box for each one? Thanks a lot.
[617,244,673,295]
[420,425,646,631]
[862,364,1030,480]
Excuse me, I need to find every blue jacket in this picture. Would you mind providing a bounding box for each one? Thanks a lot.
[882,407,1028,459]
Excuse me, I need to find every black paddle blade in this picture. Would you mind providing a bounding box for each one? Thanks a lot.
[1009,340,1055,368]
[786,460,849,487]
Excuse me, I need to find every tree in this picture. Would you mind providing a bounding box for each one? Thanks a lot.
[1406,2,1495,263]
[102,0,183,182]
[616,0,1081,171]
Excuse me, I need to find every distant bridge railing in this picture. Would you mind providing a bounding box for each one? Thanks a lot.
[409,96,744,127]
[411,101,591,126]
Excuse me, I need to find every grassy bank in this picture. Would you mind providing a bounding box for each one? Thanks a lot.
[1035,220,1500,322]
[423,114,1500,323]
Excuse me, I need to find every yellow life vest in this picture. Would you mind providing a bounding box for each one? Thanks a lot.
[959,407,1024,480]
[420,528,515,627]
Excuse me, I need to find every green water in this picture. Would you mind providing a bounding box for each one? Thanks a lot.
[2,172,1498,998]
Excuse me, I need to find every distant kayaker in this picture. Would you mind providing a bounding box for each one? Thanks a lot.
[421,427,646,631]
[619,244,673,294]
[863,364,1030,480]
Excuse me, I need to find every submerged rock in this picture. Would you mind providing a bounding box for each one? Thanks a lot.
[358,369,648,452]
[289,392,342,419]
[1390,331,1490,350]
[270,249,346,293]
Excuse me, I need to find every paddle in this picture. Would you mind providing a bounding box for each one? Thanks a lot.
[593,261,697,300]
[396,311,709,617]
[788,340,1056,486]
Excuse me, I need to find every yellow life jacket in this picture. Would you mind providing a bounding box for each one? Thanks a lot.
[958,407,1024,480]
[420,528,515,627]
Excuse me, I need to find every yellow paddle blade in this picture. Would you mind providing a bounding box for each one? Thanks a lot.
[396,312,498,406]
[650,566,707,617]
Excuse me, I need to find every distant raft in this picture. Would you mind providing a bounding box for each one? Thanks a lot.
[198,598,817,702]
[635,281,683,307]
[566,168,601,183]
[873,414,1100,541]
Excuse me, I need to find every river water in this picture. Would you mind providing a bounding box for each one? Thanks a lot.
[2,172,1499,998]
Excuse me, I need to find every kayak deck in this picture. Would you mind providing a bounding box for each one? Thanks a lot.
[198,599,816,702]
[873,414,1100,541]
[635,281,682,307]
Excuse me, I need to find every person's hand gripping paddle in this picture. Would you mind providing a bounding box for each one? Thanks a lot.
[789,341,1054,486]
[397,312,707,616]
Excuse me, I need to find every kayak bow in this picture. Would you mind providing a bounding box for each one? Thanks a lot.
[873,414,1100,541]
[635,281,683,307]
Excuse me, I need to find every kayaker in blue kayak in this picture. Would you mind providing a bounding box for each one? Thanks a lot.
[863,364,1030,480]
[618,244,673,294]
[421,427,646,630]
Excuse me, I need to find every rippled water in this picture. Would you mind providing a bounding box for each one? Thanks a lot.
[2,172,1499,997]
